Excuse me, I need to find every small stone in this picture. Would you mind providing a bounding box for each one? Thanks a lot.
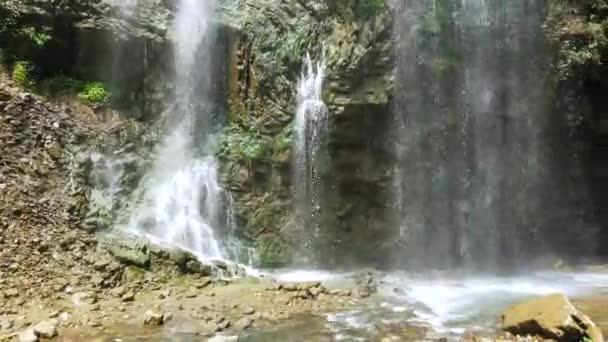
[121,292,135,302]
[71,292,96,306]
[18,328,38,342]
[242,307,255,315]
[163,312,173,322]
[90,303,100,311]
[0,318,15,331]
[143,310,164,326]
[32,318,59,338]
[5,289,19,298]
[195,278,212,289]
[48,311,59,319]
[89,321,102,328]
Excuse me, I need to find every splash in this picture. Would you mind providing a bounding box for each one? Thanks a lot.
[123,0,229,262]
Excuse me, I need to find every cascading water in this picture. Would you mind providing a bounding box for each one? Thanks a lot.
[392,0,594,270]
[123,0,229,261]
[293,53,328,261]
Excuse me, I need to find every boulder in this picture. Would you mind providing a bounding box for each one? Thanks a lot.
[32,319,59,338]
[502,293,603,342]
[186,260,212,276]
[143,310,164,326]
[17,328,38,342]
[103,237,150,268]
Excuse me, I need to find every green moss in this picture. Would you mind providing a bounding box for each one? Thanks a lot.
[219,124,272,168]
[12,61,34,88]
[78,81,111,105]
[39,75,85,96]
[257,234,291,268]
[359,0,386,15]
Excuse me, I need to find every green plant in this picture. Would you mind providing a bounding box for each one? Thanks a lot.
[39,75,85,96]
[78,82,111,105]
[19,26,51,47]
[362,0,385,13]
[12,61,34,87]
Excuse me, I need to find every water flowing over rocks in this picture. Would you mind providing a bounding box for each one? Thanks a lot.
[1,0,608,341]
[502,293,603,342]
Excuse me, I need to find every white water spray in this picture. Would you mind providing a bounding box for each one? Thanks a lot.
[293,52,328,258]
[124,0,227,262]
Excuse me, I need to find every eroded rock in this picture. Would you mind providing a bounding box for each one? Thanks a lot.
[143,310,164,326]
[32,318,59,338]
[502,293,603,342]
[17,328,38,342]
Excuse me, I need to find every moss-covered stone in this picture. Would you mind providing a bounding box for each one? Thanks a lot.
[257,234,292,268]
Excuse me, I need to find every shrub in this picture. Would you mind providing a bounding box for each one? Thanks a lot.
[12,61,34,88]
[78,82,111,105]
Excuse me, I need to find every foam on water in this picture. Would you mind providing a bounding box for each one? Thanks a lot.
[380,271,608,334]
[270,270,343,283]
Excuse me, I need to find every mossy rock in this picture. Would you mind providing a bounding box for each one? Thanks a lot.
[122,265,146,283]
[102,236,151,268]
[256,235,292,268]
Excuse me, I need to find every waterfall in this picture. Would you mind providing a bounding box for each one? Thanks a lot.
[113,0,137,17]
[124,0,229,261]
[392,0,590,270]
[293,53,328,261]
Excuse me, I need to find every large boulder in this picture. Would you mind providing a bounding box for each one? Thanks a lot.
[502,293,603,342]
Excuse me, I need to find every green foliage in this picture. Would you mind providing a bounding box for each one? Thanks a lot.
[366,0,385,10]
[547,0,608,79]
[12,61,33,87]
[39,75,85,96]
[257,234,291,268]
[18,26,51,47]
[220,124,272,166]
[78,82,111,105]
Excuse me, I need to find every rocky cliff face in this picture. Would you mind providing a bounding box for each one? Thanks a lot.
[219,0,396,268]
[2,0,606,270]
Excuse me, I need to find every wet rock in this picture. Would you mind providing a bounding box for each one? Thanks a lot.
[186,260,212,276]
[143,310,164,326]
[502,293,603,342]
[298,282,321,291]
[105,238,150,268]
[353,284,374,298]
[17,328,38,342]
[307,286,324,298]
[282,284,299,292]
[32,318,59,338]
[214,319,231,332]
[330,289,351,297]
[234,317,254,330]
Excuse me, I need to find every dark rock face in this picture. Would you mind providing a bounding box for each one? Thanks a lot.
[221,0,395,268]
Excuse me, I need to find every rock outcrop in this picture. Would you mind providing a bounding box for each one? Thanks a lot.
[502,293,603,342]
[220,0,395,268]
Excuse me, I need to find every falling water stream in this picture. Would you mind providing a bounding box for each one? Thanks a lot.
[293,52,328,263]
[122,0,228,262]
